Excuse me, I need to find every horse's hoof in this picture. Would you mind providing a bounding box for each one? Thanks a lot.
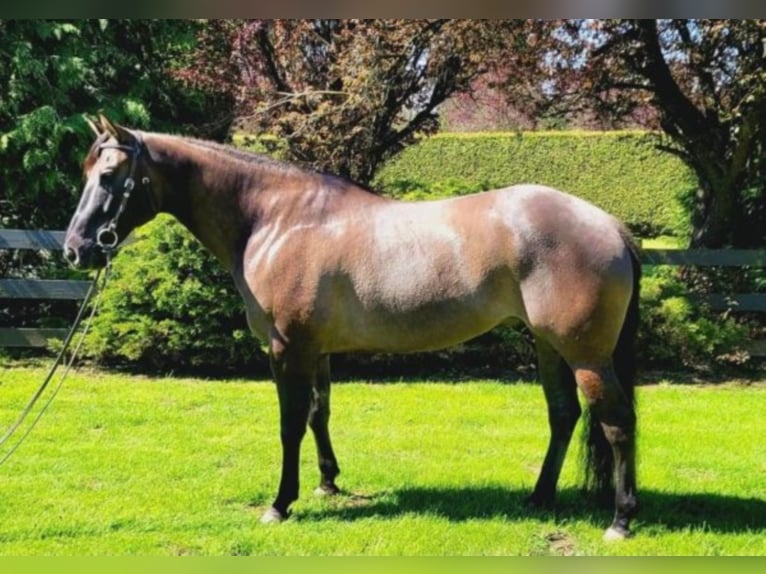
[260,507,287,524]
[603,525,631,541]
[314,484,341,497]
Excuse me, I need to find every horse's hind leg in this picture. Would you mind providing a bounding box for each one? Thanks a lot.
[529,336,581,507]
[308,355,341,495]
[574,363,637,540]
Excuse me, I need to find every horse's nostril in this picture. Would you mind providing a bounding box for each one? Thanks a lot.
[64,246,79,266]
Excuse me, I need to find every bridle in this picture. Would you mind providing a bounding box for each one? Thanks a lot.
[95,134,151,253]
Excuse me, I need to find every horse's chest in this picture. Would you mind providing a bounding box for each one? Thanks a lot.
[235,230,330,340]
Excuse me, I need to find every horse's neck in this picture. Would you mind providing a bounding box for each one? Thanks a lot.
[145,134,384,270]
[148,135,259,271]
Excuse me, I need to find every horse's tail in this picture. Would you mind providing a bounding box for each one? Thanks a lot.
[582,229,641,498]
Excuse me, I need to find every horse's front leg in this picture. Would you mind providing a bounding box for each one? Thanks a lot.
[308,355,341,496]
[261,340,315,524]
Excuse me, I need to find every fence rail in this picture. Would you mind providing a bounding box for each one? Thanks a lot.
[642,248,766,267]
[0,229,66,251]
[0,327,70,348]
[0,278,91,300]
[1,229,86,347]
[2,229,765,351]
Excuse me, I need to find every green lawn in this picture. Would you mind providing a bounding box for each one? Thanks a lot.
[0,366,763,556]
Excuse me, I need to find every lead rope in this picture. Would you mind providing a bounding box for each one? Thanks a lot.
[0,255,113,466]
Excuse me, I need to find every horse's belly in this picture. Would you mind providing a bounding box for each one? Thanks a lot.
[325,272,524,354]
[357,311,504,353]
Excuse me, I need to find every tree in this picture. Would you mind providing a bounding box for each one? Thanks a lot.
[541,20,766,248]
[184,19,536,185]
[0,19,236,232]
[439,69,539,132]
[0,20,237,335]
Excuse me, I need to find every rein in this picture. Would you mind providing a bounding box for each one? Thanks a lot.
[0,137,151,464]
[0,256,113,466]
[0,136,148,465]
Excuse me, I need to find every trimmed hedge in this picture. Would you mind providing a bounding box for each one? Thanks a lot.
[372,131,695,237]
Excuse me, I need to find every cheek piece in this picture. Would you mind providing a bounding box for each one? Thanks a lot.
[95,135,151,253]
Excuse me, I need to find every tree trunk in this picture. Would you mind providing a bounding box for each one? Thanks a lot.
[690,176,766,249]
[689,177,736,248]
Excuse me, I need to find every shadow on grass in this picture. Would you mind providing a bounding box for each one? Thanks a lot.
[296,485,766,534]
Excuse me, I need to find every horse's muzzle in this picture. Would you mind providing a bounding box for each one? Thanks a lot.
[62,238,107,270]
[63,245,79,267]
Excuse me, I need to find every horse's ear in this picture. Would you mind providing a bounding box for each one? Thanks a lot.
[98,113,136,145]
[98,113,119,137]
[83,114,102,138]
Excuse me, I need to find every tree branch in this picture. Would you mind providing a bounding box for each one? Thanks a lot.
[670,19,721,111]
[633,20,715,144]
[607,81,655,92]
[238,90,350,120]
[728,106,760,181]
[256,25,291,94]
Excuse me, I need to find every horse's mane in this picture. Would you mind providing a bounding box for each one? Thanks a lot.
[171,135,378,195]
[179,136,297,173]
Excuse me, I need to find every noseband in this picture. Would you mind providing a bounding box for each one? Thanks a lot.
[95,135,151,252]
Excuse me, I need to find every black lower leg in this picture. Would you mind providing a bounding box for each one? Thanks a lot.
[530,337,580,506]
[270,358,314,517]
[583,363,638,538]
[308,356,341,493]
[602,421,638,537]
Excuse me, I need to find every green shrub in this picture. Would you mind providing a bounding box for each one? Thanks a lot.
[373,131,695,238]
[83,215,266,373]
[0,21,237,348]
[638,267,750,369]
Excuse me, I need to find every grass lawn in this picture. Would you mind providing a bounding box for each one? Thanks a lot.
[0,365,763,556]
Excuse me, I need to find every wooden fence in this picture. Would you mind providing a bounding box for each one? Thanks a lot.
[0,230,90,347]
[2,229,765,352]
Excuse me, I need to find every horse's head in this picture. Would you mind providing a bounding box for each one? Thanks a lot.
[64,114,157,269]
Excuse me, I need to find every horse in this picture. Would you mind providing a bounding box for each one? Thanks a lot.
[64,114,641,540]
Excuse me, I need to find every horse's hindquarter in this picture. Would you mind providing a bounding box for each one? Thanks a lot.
[501,185,635,361]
